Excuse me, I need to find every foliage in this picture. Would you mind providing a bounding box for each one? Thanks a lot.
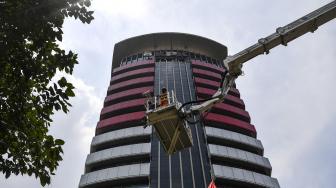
[0,0,93,186]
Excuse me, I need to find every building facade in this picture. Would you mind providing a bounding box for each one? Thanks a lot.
[79,33,280,188]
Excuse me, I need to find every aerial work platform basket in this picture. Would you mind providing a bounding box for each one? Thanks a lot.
[144,90,193,155]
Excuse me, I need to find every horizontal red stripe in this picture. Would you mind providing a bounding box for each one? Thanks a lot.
[204,113,256,133]
[196,87,244,106]
[194,77,220,88]
[97,111,145,129]
[105,87,153,102]
[108,76,154,91]
[113,59,154,73]
[230,88,240,96]
[111,67,154,82]
[101,98,146,115]
[191,60,225,72]
[225,95,244,106]
[213,103,250,120]
[192,68,222,80]
[194,77,240,97]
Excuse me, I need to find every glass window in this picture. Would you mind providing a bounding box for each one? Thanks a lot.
[211,58,216,65]
[189,52,196,59]
[121,58,126,66]
[216,59,222,67]
[181,51,188,58]
[137,53,143,61]
[126,56,131,64]
[201,55,206,61]
[143,51,152,57]
[131,54,137,62]
[195,54,201,60]
[206,56,211,64]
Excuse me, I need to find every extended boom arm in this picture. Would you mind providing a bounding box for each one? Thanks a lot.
[226,1,336,75]
[186,1,336,115]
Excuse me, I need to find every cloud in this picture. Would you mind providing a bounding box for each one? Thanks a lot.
[0,75,103,188]
[46,74,103,188]
[1,0,335,187]
[93,0,150,20]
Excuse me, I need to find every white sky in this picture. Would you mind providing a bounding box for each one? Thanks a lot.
[1,0,336,187]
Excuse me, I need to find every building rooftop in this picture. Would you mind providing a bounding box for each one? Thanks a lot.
[111,32,228,70]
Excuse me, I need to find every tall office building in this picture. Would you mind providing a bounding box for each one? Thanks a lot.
[79,33,280,188]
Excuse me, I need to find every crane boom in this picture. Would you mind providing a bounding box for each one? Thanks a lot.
[225,1,336,76]
[145,1,336,155]
[188,1,336,115]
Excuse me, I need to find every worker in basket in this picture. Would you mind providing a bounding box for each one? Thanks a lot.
[159,87,169,107]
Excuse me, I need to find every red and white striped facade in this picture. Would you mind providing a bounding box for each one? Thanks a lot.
[79,33,279,188]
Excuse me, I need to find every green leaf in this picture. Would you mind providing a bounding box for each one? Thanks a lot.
[65,88,75,97]
[0,0,94,186]
[66,82,75,90]
[56,34,62,41]
[40,176,48,186]
[84,0,91,7]
[55,139,65,146]
[54,103,60,111]
[5,170,11,178]
[48,86,55,96]
[57,77,67,87]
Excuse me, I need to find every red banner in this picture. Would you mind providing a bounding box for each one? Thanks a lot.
[208,180,216,188]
